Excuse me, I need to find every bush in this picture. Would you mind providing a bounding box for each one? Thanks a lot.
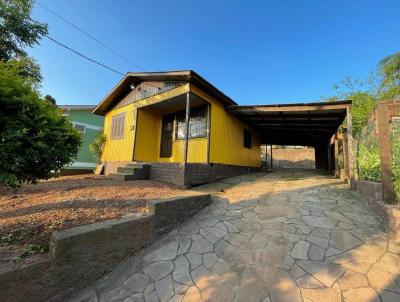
[0,61,81,187]
[89,131,106,164]
[356,142,381,182]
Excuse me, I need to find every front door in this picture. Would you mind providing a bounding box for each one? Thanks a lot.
[160,114,174,157]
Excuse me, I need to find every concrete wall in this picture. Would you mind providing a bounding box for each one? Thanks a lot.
[0,194,211,302]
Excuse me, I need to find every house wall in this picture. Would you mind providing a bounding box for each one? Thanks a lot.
[63,109,104,169]
[134,107,208,163]
[102,104,136,161]
[102,84,190,162]
[190,85,261,167]
[134,108,159,162]
[101,83,260,168]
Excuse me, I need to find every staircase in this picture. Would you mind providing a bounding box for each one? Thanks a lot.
[109,163,150,181]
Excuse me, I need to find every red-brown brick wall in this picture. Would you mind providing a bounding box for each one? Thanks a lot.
[265,148,315,169]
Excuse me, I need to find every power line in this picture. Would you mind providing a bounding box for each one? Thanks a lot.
[36,1,146,72]
[44,34,125,76]
[38,3,164,90]
[45,35,165,91]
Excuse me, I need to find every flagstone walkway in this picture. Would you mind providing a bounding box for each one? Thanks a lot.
[72,171,400,302]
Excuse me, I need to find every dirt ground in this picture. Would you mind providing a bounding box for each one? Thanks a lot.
[0,174,193,264]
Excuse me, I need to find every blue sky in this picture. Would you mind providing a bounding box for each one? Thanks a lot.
[29,0,400,106]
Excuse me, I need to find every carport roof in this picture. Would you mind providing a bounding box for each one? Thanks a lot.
[227,100,351,146]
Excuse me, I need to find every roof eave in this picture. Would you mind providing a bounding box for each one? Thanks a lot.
[93,70,237,115]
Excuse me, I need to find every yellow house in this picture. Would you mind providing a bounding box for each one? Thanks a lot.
[93,70,261,186]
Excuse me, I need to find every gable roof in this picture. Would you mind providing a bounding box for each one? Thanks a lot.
[93,70,237,115]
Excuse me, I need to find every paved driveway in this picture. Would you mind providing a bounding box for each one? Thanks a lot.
[73,171,400,302]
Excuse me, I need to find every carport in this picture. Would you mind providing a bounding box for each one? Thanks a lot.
[227,100,354,181]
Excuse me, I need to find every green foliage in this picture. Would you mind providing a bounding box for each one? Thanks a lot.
[0,57,42,86]
[0,0,48,61]
[89,131,106,164]
[0,61,81,187]
[349,92,377,137]
[327,76,378,137]
[392,125,400,201]
[356,142,381,182]
[13,243,41,263]
[43,94,56,106]
[379,51,400,99]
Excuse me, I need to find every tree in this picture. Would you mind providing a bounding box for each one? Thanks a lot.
[327,51,400,136]
[327,76,378,137]
[379,51,400,99]
[0,61,81,187]
[44,94,56,106]
[0,0,48,61]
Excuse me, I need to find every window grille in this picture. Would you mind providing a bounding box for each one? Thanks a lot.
[176,105,207,139]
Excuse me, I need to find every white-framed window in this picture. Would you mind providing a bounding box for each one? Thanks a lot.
[110,112,126,140]
[72,122,86,133]
[176,105,207,139]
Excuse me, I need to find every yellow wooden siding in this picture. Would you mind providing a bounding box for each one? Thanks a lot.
[102,104,135,161]
[102,82,259,167]
[134,107,207,163]
[102,84,190,162]
[190,85,261,167]
[157,138,207,163]
[134,108,159,162]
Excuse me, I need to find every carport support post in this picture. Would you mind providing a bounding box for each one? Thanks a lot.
[343,132,349,181]
[376,101,395,204]
[334,137,340,178]
[270,144,273,169]
[327,141,332,175]
[347,105,355,188]
[183,92,191,164]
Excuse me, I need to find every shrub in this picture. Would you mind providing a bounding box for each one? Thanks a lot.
[0,61,81,187]
[89,131,106,164]
[357,142,381,182]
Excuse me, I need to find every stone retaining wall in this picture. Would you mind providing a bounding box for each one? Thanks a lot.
[184,163,259,186]
[354,179,400,237]
[149,162,185,186]
[0,194,211,302]
[104,161,259,187]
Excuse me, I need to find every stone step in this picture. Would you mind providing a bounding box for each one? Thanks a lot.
[117,167,150,175]
[109,173,148,181]
[126,163,150,170]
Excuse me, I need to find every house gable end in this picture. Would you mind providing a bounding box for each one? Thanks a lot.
[112,81,187,111]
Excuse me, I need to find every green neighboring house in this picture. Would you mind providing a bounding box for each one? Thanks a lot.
[59,105,104,172]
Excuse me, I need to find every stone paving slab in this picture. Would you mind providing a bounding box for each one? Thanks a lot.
[71,171,400,302]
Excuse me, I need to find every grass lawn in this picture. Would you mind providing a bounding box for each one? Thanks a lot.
[0,174,193,265]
